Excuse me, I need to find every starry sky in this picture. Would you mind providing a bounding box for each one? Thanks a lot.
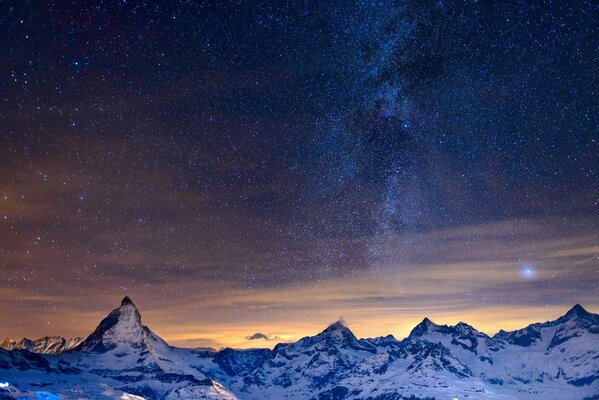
[1,1,598,349]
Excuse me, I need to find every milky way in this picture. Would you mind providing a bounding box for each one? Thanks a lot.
[0,1,597,348]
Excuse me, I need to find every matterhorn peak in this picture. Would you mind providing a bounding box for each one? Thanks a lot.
[76,296,146,352]
[121,295,136,307]
[112,295,142,325]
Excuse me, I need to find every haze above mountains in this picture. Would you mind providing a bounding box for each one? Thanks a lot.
[1,297,598,399]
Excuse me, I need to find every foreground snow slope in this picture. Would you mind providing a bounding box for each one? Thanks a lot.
[1,298,597,399]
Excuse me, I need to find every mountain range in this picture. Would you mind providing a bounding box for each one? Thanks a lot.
[1,297,597,399]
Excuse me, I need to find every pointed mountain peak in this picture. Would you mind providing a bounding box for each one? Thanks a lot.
[564,304,589,318]
[409,317,463,338]
[320,319,356,342]
[121,296,136,307]
[114,296,142,326]
[76,297,145,352]
[556,304,599,327]
[324,319,349,332]
[287,318,376,353]
[410,317,437,335]
[308,319,362,348]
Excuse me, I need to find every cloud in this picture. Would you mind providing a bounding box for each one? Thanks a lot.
[246,332,279,341]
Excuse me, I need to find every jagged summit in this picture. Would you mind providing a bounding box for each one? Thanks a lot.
[315,318,378,352]
[0,297,145,356]
[454,321,479,333]
[121,295,136,307]
[420,317,437,328]
[408,317,486,343]
[323,319,349,332]
[76,296,145,352]
[278,317,376,354]
[0,336,83,355]
[319,319,358,345]
[409,317,441,337]
[551,303,598,329]
[564,303,590,319]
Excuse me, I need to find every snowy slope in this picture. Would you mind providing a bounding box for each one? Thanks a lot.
[1,300,598,399]
[179,307,599,399]
[178,321,510,399]
[0,297,236,400]
[0,336,83,355]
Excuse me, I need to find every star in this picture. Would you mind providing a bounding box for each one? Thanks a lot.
[521,265,537,279]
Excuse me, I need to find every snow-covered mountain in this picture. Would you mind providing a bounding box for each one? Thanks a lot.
[1,298,598,399]
[0,336,83,355]
[0,297,236,400]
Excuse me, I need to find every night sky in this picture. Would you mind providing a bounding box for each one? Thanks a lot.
[1,1,597,349]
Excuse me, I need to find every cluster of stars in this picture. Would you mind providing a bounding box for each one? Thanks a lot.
[0,0,596,339]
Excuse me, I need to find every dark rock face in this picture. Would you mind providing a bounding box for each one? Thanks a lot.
[495,304,599,350]
[500,326,542,347]
[317,385,351,400]
[0,348,52,372]
[214,348,271,377]
[409,318,453,338]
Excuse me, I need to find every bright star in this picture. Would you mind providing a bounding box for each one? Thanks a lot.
[521,265,536,279]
